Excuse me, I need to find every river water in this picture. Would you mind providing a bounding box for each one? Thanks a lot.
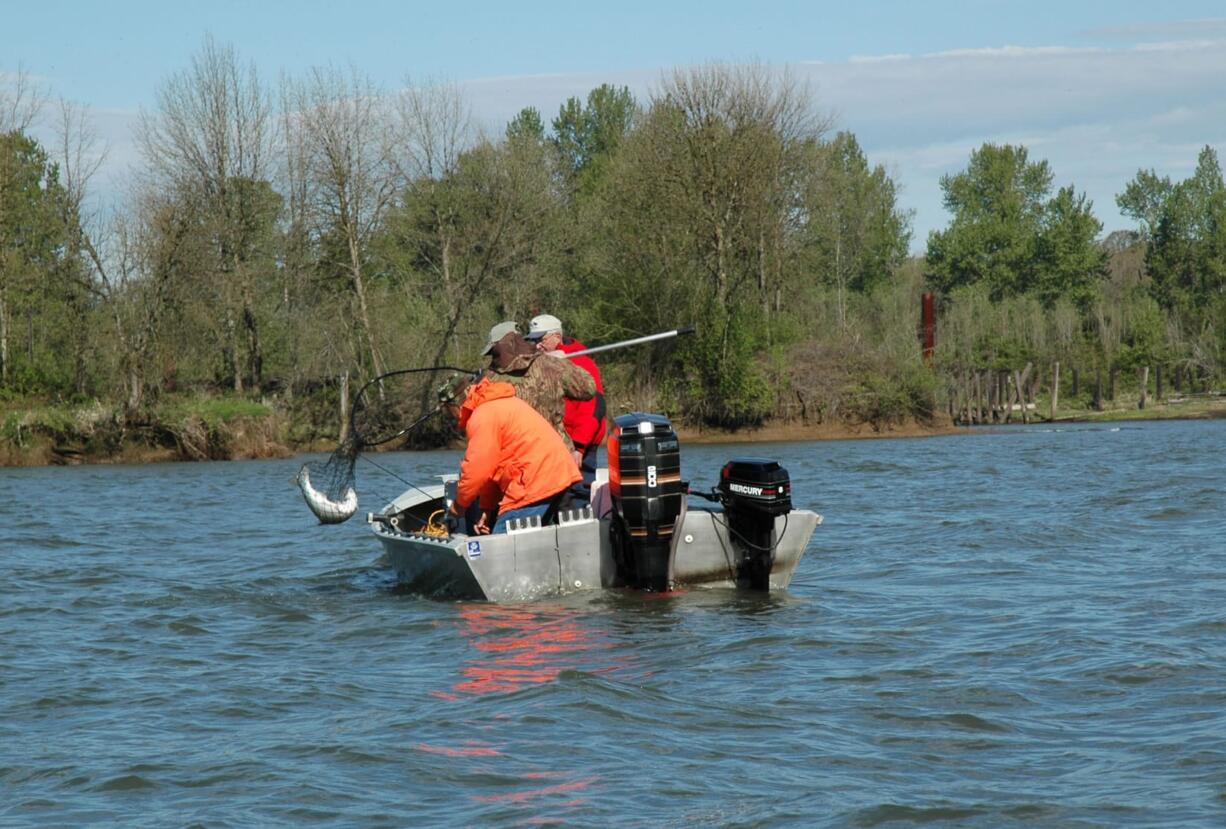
[2,419,1225,827]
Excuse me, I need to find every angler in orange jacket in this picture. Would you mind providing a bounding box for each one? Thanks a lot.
[442,375,581,535]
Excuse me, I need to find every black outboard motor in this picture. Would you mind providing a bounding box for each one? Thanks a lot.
[718,458,792,590]
[607,413,685,591]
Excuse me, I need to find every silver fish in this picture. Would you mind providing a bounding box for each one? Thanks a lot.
[296,465,358,524]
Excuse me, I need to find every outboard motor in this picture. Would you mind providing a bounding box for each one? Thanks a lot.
[718,458,792,590]
[607,413,685,591]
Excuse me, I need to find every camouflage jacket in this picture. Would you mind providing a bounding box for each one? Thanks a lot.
[486,333,596,449]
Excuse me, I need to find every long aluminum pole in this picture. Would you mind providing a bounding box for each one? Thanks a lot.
[560,327,695,359]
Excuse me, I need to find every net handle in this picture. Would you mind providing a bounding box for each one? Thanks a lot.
[349,366,470,447]
[559,327,695,359]
[360,403,444,449]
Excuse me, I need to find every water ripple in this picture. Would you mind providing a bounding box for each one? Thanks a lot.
[3,424,1226,826]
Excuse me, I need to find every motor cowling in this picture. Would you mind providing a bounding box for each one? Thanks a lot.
[607,413,685,591]
[718,458,791,589]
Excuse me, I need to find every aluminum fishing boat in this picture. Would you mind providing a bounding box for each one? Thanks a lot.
[367,413,822,602]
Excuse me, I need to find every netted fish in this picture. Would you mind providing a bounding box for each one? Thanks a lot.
[296,464,358,524]
[291,367,469,525]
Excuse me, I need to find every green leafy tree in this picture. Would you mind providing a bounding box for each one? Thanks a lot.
[1116,290,1166,370]
[805,131,912,323]
[506,107,545,145]
[926,143,1052,299]
[0,130,86,392]
[1140,146,1226,312]
[584,65,830,426]
[928,143,1104,306]
[375,135,561,366]
[1116,169,1173,241]
[1033,185,1105,307]
[551,84,636,188]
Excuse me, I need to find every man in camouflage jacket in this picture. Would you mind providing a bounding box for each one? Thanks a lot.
[485,332,596,454]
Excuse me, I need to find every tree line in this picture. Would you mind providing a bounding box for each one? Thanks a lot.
[929,142,1225,404]
[1,41,1222,455]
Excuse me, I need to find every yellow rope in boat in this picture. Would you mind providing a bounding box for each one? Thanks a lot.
[420,509,451,538]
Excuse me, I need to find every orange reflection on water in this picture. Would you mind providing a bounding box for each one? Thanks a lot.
[472,775,598,804]
[427,607,622,819]
[416,741,502,758]
[450,605,621,696]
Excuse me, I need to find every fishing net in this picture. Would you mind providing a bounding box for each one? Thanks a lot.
[295,329,697,524]
[296,366,474,524]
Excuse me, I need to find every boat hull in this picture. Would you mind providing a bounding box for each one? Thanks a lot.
[371,489,821,602]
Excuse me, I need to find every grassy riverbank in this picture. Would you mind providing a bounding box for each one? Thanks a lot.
[0,395,294,467]
[1049,392,1226,423]
[0,390,961,467]
[3,389,1221,468]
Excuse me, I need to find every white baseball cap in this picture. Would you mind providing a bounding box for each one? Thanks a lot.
[525,313,563,340]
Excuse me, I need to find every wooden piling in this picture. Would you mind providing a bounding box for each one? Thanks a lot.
[338,371,351,444]
[1016,363,1033,424]
[1051,361,1060,420]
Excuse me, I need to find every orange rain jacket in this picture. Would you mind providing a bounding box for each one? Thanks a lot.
[455,378,582,513]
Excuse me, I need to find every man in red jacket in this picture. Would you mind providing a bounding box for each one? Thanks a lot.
[525,313,606,507]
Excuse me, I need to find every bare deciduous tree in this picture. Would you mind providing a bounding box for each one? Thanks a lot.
[283,65,398,380]
[391,77,474,183]
[0,63,46,134]
[136,35,276,392]
[52,98,111,393]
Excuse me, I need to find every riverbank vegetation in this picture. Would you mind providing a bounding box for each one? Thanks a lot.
[1,42,1222,464]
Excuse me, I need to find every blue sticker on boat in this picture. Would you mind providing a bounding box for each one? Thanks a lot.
[467,540,482,558]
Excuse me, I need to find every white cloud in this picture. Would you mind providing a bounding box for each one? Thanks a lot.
[925,44,1096,59]
[37,33,1226,253]
[792,38,1226,247]
[1082,18,1226,40]
[848,53,912,64]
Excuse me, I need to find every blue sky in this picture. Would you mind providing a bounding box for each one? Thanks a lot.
[5,1,1226,248]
